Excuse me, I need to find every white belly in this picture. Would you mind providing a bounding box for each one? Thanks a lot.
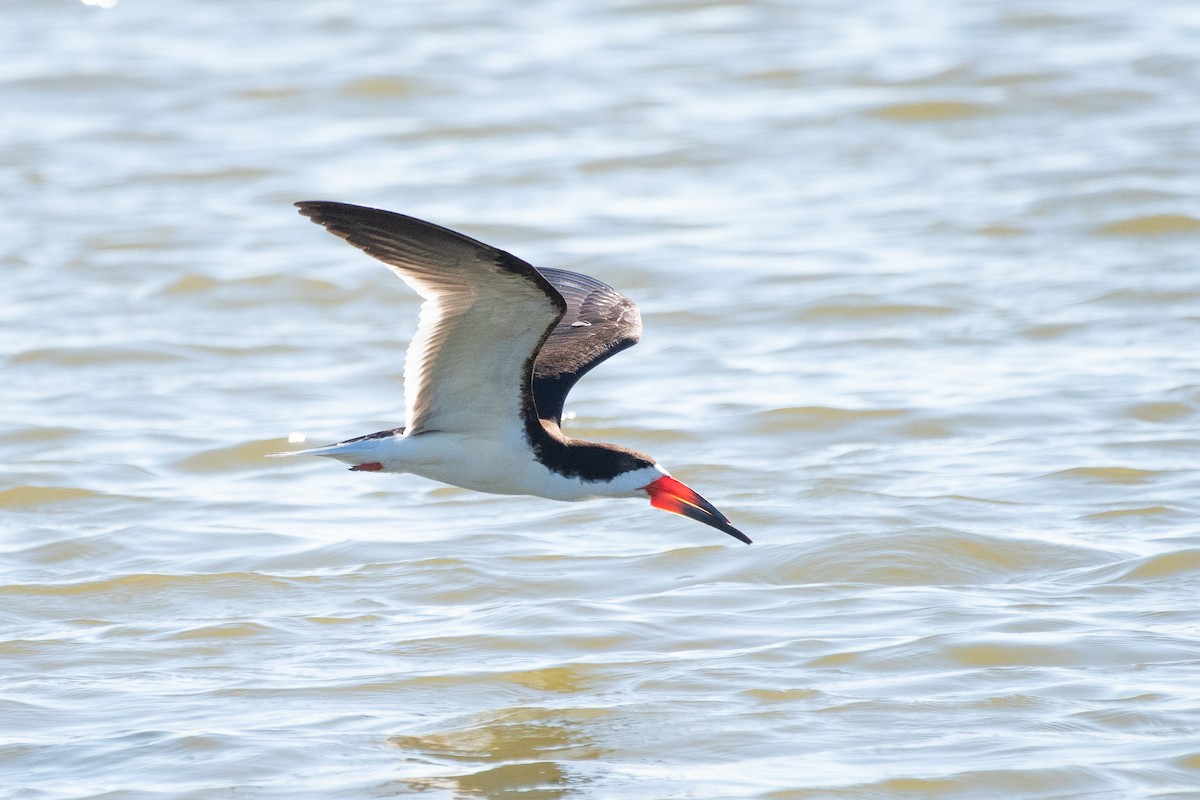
[339,430,657,501]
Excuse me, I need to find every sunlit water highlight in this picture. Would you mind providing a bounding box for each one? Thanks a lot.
[4,1,1200,797]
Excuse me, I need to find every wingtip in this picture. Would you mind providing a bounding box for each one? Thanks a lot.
[294,200,326,218]
[294,201,389,234]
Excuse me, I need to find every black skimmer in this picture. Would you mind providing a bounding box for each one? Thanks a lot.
[282,201,750,545]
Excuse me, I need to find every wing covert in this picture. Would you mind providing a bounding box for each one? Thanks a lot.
[532,267,642,426]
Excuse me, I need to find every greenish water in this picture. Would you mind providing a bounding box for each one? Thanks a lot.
[3,1,1200,797]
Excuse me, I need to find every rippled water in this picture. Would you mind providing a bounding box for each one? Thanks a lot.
[5,1,1200,797]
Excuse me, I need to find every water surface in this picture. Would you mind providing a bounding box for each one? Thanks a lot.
[4,1,1200,797]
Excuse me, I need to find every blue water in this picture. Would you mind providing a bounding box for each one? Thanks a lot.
[4,1,1200,797]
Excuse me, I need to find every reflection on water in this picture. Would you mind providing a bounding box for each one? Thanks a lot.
[4,0,1200,796]
[394,707,605,798]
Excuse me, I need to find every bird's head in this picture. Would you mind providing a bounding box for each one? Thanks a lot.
[557,441,751,544]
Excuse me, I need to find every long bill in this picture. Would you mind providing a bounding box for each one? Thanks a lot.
[644,475,752,544]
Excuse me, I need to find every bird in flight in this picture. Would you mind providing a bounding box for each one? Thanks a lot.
[281,201,749,544]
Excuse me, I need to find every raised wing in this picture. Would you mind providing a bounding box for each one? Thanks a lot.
[532,267,642,427]
[296,201,566,437]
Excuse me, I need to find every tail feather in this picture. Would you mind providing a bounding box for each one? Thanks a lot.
[267,427,405,464]
[266,442,353,459]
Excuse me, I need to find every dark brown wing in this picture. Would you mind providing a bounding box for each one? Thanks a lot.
[532,267,642,427]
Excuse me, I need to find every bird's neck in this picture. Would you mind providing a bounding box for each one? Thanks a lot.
[524,419,657,486]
